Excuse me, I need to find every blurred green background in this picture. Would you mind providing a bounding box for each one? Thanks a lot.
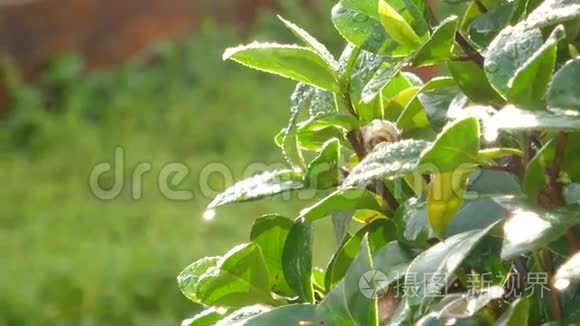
[0,1,342,324]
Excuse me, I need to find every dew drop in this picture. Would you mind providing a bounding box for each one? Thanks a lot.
[485,62,499,73]
[203,209,216,222]
[353,13,369,23]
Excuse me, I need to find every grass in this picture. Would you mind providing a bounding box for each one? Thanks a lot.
[0,4,341,324]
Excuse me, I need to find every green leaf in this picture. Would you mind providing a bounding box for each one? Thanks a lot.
[299,188,385,222]
[215,305,271,326]
[405,222,500,310]
[343,139,431,187]
[524,0,580,30]
[554,252,580,287]
[378,0,423,49]
[304,138,341,189]
[523,140,555,200]
[372,241,413,287]
[427,172,469,239]
[250,215,294,296]
[547,58,580,111]
[325,219,396,290]
[318,236,378,325]
[278,16,338,68]
[283,83,314,171]
[207,170,303,209]
[507,26,565,109]
[343,236,378,326]
[413,16,459,66]
[191,244,276,307]
[418,117,481,173]
[332,212,353,244]
[397,77,458,135]
[468,2,515,49]
[501,204,580,260]
[361,59,406,104]
[283,221,314,303]
[299,112,359,132]
[234,304,323,325]
[331,0,428,56]
[181,307,225,326]
[447,60,505,107]
[223,42,338,91]
[178,256,220,303]
[484,25,545,97]
[436,286,505,319]
[496,298,530,326]
[486,106,580,134]
[298,126,346,151]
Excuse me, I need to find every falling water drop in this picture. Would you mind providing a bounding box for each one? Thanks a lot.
[203,209,216,222]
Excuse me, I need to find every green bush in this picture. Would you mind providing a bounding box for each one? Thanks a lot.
[178,0,580,325]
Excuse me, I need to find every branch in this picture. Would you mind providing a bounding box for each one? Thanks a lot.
[455,33,485,68]
[543,250,565,321]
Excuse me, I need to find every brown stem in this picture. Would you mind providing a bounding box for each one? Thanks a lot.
[455,32,485,68]
[474,0,488,13]
[566,229,580,252]
[543,250,565,321]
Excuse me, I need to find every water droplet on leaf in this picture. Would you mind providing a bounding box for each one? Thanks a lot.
[203,209,216,222]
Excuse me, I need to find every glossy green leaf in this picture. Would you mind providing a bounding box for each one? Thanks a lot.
[547,58,580,111]
[178,256,220,303]
[468,2,515,49]
[413,16,459,66]
[223,42,338,91]
[299,188,385,222]
[181,307,225,326]
[378,0,423,49]
[299,112,359,132]
[331,0,428,56]
[343,236,378,326]
[188,244,276,307]
[304,138,340,189]
[524,0,580,30]
[554,252,580,287]
[507,26,565,109]
[496,298,530,326]
[236,304,322,325]
[282,221,314,303]
[207,170,303,209]
[437,286,505,319]
[427,172,469,239]
[397,77,458,135]
[325,219,396,290]
[447,60,505,107]
[405,222,500,309]
[283,83,314,170]
[523,140,555,200]
[214,305,271,326]
[250,215,294,296]
[298,126,346,151]
[372,241,413,287]
[418,117,480,173]
[343,139,431,187]
[501,204,580,259]
[361,59,406,104]
[278,16,337,68]
[486,106,580,134]
[484,25,545,97]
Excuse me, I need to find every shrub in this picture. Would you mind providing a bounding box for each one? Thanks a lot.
[178,0,580,324]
